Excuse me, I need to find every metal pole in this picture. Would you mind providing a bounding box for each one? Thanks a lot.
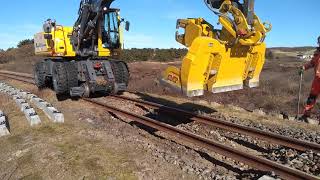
[297,73,304,118]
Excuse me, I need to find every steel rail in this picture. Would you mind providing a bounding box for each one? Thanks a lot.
[0,72,35,84]
[84,98,319,180]
[111,95,320,153]
[0,70,33,79]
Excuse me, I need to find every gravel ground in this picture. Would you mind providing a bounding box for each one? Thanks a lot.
[100,93,320,178]
[93,96,274,179]
[213,114,320,176]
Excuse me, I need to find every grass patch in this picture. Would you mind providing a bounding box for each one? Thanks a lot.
[7,134,24,144]
[20,173,42,180]
[56,141,78,154]
[84,157,103,171]
[54,136,137,179]
[34,125,57,135]
[18,153,34,168]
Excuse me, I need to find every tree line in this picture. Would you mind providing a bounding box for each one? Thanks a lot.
[120,48,187,62]
[0,39,315,64]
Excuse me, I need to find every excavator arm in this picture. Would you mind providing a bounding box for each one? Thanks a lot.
[71,0,129,57]
[162,0,271,97]
[178,0,271,47]
[72,0,114,51]
[206,0,255,25]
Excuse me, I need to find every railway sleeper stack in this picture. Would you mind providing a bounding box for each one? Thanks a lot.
[0,82,41,126]
[0,110,10,137]
[0,82,64,124]
[13,95,41,126]
[30,97,64,123]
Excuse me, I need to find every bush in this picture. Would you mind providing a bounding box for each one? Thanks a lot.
[120,48,187,62]
[269,46,315,52]
[17,39,34,48]
[0,52,13,64]
[6,47,15,52]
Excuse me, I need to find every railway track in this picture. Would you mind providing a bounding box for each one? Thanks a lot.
[0,70,319,180]
[110,95,320,153]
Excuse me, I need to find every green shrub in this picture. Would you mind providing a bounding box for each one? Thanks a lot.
[120,48,187,62]
[17,39,34,48]
[6,47,15,52]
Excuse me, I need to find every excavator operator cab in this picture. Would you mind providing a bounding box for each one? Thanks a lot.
[102,8,130,50]
[102,8,120,49]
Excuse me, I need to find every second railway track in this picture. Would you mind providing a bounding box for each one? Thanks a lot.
[0,70,319,180]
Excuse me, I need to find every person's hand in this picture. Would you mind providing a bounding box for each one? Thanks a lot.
[299,66,305,75]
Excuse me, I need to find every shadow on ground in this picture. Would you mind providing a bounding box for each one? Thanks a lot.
[129,92,217,131]
[5,115,10,133]
[108,93,271,178]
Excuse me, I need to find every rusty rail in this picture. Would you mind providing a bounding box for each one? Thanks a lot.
[111,95,320,153]
[0,70,33,78]
[85,98,318,180]
[0,71,35,84]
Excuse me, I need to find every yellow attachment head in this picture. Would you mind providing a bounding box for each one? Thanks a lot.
[176,18,213,48]
[162,36,267,97]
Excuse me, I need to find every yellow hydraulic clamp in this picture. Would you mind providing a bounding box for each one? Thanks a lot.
[162,0,271,97]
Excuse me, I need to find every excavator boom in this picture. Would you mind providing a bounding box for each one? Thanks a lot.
[162,0,271,97]
[206,0,255,24]
[71,0,116,55]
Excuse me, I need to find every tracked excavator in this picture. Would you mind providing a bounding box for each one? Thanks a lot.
[162,0,272,97]
[33,0,130,97]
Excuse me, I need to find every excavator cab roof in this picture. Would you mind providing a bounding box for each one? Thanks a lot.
[206,0,243,9]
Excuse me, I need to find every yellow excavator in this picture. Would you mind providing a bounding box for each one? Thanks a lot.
[33,0,270,99]
[162,0,271,97]
[33,0,130,97]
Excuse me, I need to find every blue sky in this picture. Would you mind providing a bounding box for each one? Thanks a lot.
[0,0,319,49]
